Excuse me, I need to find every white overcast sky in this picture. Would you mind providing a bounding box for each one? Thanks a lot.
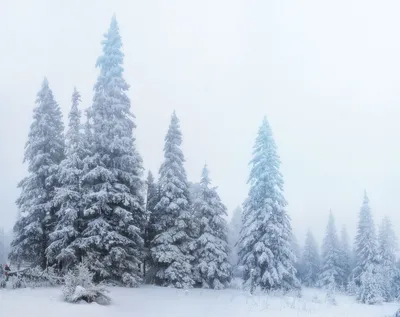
[2,0,400,245]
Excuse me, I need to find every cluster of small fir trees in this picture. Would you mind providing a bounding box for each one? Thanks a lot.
[9,16,235,290]
[9,15,308,293]
[292,191,399,305]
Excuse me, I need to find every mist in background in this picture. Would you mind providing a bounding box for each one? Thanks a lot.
[2,0,400,244]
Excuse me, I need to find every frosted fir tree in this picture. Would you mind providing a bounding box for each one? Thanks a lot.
[352,192,383,303]
[338,225,352,289]
[318,212,342,291]
[144,171,159,246]
[352,192,380,285]
[10,78,64,269]
[150,112,194,289]
[237,117,299,292]
[300,230,320,287]
[192,165,231,289]
[46,88,86,271]
[143,171,159,280]
[291,233,302,279]
[358,265,383,304]
[392,260,400,300]
[378,216,398,301]
[82,108,94,155]
[189,182,202,203]
[228,206,243,277]
[79,16,145,286]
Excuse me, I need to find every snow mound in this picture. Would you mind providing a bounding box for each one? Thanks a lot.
[62,263,110,305]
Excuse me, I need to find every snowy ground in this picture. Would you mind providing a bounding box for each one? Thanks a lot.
[0,285,398,317]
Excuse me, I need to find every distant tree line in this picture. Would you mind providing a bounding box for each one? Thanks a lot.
[228,192,400,304]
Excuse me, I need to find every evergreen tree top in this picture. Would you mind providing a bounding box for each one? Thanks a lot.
[96,15,125,78]
[340,225,351,252]
[379,216,398,257]
[356,191,375,239]
[25,77,64,169]
[303,229,320,258]
[164,111,182,149]
[65,87,82,157]
[353,191,379,280]
[147,170,155,184]
[248,116,284,203]
[322,211,339,250]
[92,15,140,156]
[306,229,316,242]
[200,164,211,187]
[160,112,186,182]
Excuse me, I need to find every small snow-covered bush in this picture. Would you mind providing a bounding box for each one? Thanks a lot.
[346,279,358,296]
[357,267,383,305]
[229,277,244,290]
[62,263,110,305]
[325,289,337,306]
[0,275,5,288]
[311,294,322,304]
[8,267,62,289]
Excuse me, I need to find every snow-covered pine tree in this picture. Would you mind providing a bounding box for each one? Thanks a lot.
[378,216,398,301]
[188,181,202,240]
[300,229,320,287]
[79,16,145,286]
[46,88,86,271]
[144,171,158,246]
[358,265,383,304]
[353,192,383,303]
[318,211,342,291]
[291,233,302,279]
[338,225,352,289]
[237,117,299,292]
[192,165,231,289]
[150,112,194,289]
[392,260,400,301]
[189,182,202,203]
[83,108,94,155]
[143,171,159,280]
[353,192,379,283]
[228,206,243,277]
[9,78,64,269]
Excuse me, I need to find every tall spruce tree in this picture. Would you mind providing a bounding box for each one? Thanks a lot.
[300,230,320,287]
[237,117,299,292]
[9,78,64,269]
[143,171,159,280]
[353,192,383,303]
[150,112,194,288]
[338,225,352,288]
[46,88,85,271]
[144,171,158,246]
[192,165,231,289]
[353,192,379,283]
[319,211,342,290]
[228,206,243,277]
[378,216,398,301]
[79,16,145,286]
[291,233,302,279]
[83,108,94,155]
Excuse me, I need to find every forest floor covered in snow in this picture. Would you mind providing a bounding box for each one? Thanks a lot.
[0,285,398,317]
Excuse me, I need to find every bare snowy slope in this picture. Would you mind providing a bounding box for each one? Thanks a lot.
[1,286,398,317]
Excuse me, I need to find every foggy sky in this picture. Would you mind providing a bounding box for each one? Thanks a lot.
[2,0,400,245]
